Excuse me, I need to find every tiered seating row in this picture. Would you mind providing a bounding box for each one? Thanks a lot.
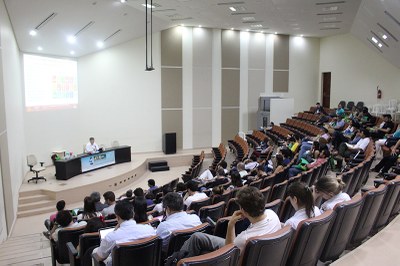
[227,135,249,164]
[280,118,323,138]
[293,112,322,123]
[264,125,294,143]
[182,151,205,183]
[211,143,227,170]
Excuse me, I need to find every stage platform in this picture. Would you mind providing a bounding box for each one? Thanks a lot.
[18,148,212,217]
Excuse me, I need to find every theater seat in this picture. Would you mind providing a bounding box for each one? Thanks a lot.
[199,201,226,223]
[67,232,100,266]
[167,223,210,257]
[188,197,212,215]
[287,210,336,266]
[213,216,250,239]
[319,195,364,263]
[265,199,283,215]
[240,225,294,266]
[177,244,240,266]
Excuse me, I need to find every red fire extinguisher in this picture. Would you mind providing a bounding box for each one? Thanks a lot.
[377,86,382,99]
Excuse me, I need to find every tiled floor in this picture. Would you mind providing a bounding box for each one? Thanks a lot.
[1,153,399,265]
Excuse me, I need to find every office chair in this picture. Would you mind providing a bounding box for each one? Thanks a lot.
[27,154,46,183]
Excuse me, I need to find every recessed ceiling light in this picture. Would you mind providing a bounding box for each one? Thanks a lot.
[231,28,234,30]
[246,29,250,32]
[300,34,304,37]
[70,51,75,55]
[229,7,236,12]
[67,35,76,44]
[371,37,378,43]
[274,32,278,34]
[29,30,37,36]
[120,0,126,3]
[181,24,184,27]
[198,25,202,28]
[251,24,263,28]
[378,43,383,48]
[96,41,104,48]
[382,34,388,39]
[37,46,43,51]
[141,4,155,8]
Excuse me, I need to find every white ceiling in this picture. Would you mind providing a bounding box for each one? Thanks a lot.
[3,0,400,68]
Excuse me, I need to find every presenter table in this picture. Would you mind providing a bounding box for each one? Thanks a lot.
[55,146,131,180]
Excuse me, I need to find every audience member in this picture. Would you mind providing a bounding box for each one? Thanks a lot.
[77,196,102,221]
[180,187,281,256]
[368,114,394,140]
[371,139,400,178]
[91,191,108,211]
[336,129,370,168]
[93,201,155,266]
[84,217,106,233]
[285,182,321,229]
[313,177,350,212]
[183,180,208,208]
[147,179,158,193]
[237,162,248,178]
[102,191,116,218]
[51,210,87,242]
[156,192,202,250]
[118,189,133,201]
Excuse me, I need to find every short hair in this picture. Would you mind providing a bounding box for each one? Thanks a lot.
[219,160,228,169]
[56,200,66,211]
[361,128,370,137]
[114,201,134,220]
[176,182,186,192]
[134,187,144,197]
[217,168,226,176]
[90,192,101,202]
[186,180,199,192]
[126,189,133,198]
[148,179,156,186]
[230,170,243,187]
[316,102,321,105]
[163,192,184,212]
[162,185,173,195]
[237,162,245,171]
[56,210,73,227]
[236,187,265,218]
[89,137,94,141]
[103,191,115,202]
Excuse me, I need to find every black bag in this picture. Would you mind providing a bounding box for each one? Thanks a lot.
[164,250,189,266]
[385,137,399,148]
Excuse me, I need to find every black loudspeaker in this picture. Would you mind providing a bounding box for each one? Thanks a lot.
[163,133,176,154]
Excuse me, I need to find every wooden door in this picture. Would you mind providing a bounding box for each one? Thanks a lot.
[322,72,331,108]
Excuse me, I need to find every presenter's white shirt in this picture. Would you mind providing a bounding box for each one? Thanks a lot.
[234,209,281,252]
[284,206,322,229]
[86,142,99,154]
[94,220,155,266]
[320,192,350,212]
[184,192,208,208]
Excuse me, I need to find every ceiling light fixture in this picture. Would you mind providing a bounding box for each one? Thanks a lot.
[274,32,278,34]
[70,51,75,55]
[229,7,236,12]
[231,28,234,30]
[145,0,155,71]
[198,25,202,28]
[300,34,304,37]
[96,41,104,48]
[29,30,37,36]
[67,35,77,44]
[142,3,155,8]
[246,29,250,31]
[382,34,388,39]
[378,43,383,48]
[120,0,126,3]
[371,37,378,43]
[37,46,43,51]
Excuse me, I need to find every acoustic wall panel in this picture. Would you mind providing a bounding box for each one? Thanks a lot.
[249,33,266,69]
[193,28,213,67]
[221,30,240,68]
[273,70,289,92]
[161,27,182,66]
[193,67,212,108]
[162,110,183,149]
[248,70,265,129]
[273,35,289,70]
[193,108,212,148]
[161,68,182,108]
[222,108,239,143]
[221,69,240,107]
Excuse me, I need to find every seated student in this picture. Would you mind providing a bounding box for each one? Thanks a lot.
[77,196,103,221]
[284,182,321,229]
[93,201,156,266]
[336,129,370,168]
[156,192,202,251]
[280,147,293,166]
[375,124,400,158]
[204,168,230,189]
[145,193,155,206]
[51,210,87,242]
[359,107,375,127]
[314,102,328,115]
[44,200,66,231]
[368,114,394,140]
[327,115,345,133]
[228,170,245,190]
[371,139,400,178]
[117,189,133,201]
[313,177,350,213]
[335,103,345,117]
[237,162,248,178]
[211,185,225,204]
[147,179,158,193]
[288,149,329,178]
[102,191,116,218]
[84,217,106,233]
[152,186,173,214]
[180,187,281,256]
[332,120,358,149]
[134,196,149,223]
[176,182,187,197]
[183,181,208,209]
[91,191,108,212]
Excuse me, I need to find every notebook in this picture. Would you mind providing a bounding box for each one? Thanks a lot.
[99,227,114,240]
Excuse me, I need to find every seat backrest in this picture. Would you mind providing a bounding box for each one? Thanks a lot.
[241,225,294,266]
[177,244,240,266]
[213,217,251,238]
[189,197,211,214]
[249,179,262,189]
[167,223,210,256]
[320,195,364,262]
[287,210,336,266]
[259,186,271,203]
[225,198,240,217]
[212,190,232,205]
[199,201,226,223]
[261,174,275,189]
[300,170,313,186]
[27,154,37,167]
[56,226,86,264]
[347,185,387,249]
[79,232,100,266]
[265,199,282,215]
[372,177,400,233]
[269,180,288,202]
[112,235,162,266]
[279,198,296,223]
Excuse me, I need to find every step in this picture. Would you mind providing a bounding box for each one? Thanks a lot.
[148,160,168,168]
[17,205,55,218]
[18,194,51,205]
[149,165,170,172]
[19,190,45,198]
[18,199,55,212]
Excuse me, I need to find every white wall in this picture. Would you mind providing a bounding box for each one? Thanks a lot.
[0,0,26,241]
[24,34,162,164]
[320,34,400,108]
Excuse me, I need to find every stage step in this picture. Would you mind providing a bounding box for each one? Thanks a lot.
[18,199,55,212]
[17,205,55,218]
[18,194,51,205]
[149,165,170,172]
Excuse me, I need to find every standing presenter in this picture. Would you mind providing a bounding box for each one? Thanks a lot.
[85,137,99,154]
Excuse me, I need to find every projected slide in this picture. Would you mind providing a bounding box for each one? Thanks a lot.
[24,54,78,111]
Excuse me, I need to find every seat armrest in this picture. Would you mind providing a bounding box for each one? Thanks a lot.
[373,180,385,188]
[67,242,78,266]
[92,252,106,266]
[361,186,374,194]
[40,162,45,166]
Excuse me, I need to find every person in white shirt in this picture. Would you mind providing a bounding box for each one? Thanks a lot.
[183,180,208,209]
[156,192,202,251]
[284,182,321,229]
[336,129,370,168]
[93,201,156,266]
[101,191,116,218]
[180,187,282,256]
[85,137,99,154]
[313,176,351,213]
[51,210,87,242]
[237,162,248,178]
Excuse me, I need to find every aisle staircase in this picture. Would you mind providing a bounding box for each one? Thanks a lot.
[17,190,55,218]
